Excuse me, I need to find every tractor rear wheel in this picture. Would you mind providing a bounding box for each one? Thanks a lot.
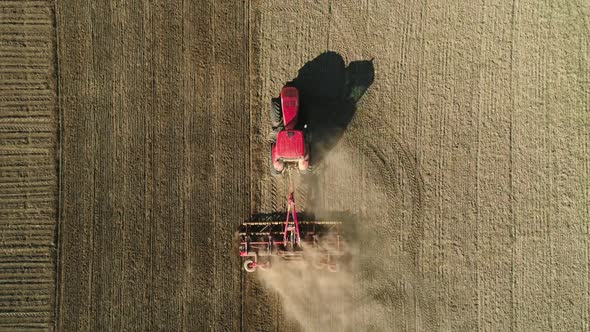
[271,98,283,128]
[298,159,310,174]
[270,144,281,177]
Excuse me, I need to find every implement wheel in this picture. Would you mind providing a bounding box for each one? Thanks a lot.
[327,262,340,273]
[312,254,325,270]
[258,261,270,271]
[244,260,256,273]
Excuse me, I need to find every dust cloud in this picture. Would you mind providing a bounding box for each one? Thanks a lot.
[255,143,431,331]
[256,243,393,332]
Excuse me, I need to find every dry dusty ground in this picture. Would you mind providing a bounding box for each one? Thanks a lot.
[0,0,589,331]
[0,0,58,330]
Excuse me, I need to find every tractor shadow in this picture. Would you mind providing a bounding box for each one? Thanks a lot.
[288,51,375,166]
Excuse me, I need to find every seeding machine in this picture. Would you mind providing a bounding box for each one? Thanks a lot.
[238,86,346,272]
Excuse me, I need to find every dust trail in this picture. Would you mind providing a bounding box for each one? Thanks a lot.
[255,142,433,331]
[254,146,400,331]
[256,244,392,332]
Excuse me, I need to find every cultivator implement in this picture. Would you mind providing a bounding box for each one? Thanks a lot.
[239,84,346,272]
[239,192,345,272]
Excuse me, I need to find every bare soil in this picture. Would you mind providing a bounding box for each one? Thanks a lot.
[0,0,58,330]
[1,0,589,331]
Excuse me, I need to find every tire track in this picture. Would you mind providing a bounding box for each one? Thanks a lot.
[295,174,309,212]
[358,134,435,330]
[365,138,424,260]
[270,174,279,215]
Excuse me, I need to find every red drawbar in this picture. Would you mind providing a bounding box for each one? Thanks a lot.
[283,192,301,245]
[275,130,305,159]
[281,86,299,130]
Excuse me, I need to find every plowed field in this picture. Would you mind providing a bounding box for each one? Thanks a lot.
[1,0,589,331]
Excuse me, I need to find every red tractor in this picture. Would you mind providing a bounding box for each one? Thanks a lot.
[237,85,347,273]
[270,86,310,175]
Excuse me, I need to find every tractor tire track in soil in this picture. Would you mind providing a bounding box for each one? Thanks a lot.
[1,0,590,331]
[243,0,590,330]
[362,137,437,330]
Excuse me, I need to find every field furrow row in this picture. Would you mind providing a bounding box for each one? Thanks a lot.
[0,1,57,330]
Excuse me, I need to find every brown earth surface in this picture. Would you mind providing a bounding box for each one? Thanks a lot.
[0,0,58,330]
[0,0,589,331]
